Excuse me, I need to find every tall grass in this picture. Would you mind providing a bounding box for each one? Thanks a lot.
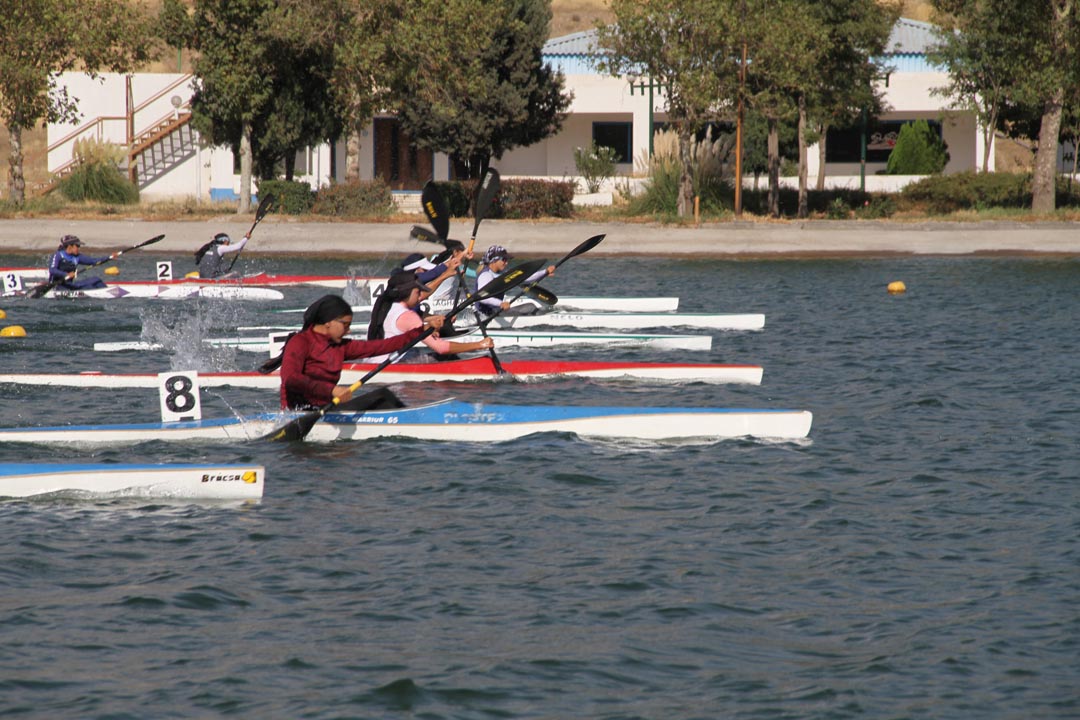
[56,138,139,204]
[627,128,732,216]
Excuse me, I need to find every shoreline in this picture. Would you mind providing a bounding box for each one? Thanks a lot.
[1,217,1079,257]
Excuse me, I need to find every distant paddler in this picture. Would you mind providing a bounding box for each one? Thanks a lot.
[47,235,114,291]
[193,232,248,279]
[475,245,555,317]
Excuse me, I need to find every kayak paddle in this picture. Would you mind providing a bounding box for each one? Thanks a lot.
[27,234,166,299]
[465,168,503,372]
[225,192,275,274]
[261,257,548,443]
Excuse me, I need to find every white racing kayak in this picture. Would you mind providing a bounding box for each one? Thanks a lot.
[273,296,682,314]
[238,312,763,333]
[0,462,264,499]
[7,285,284,301]
[93,330,714,353]
[0,358,763,388]
[0,399,812,444]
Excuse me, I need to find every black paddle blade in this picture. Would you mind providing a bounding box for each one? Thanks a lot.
[410,225,443,245]
[261,410,322,442]
[523,284,558,306]
[472,168,501,236]
[557,234,605,267]
[255,193,276,222]
[421,181,450,241]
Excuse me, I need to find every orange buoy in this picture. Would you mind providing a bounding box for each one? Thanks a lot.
[1,325,27,338]
[887,281,906,294]
[105,266,120,275]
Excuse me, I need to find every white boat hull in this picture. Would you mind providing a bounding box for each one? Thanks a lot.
[479,312,763,331]
[0,359,762,388]
[0,462,264,499]
[9,285,284,300]
[273,296,682,314]
[0,399,812,444]
[93,330,714,354]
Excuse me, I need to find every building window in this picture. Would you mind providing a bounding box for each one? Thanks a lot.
[592,122,632,163]
[826,120,943,164]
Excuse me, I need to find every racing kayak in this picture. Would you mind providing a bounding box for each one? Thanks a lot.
[273,296,682,314]
[0,399,812,443]
[5,285,284,300]
[0,358,763,388]
[1,268,364,288]
[0,462,264,499]
[93,331,714,353]
[239,312,763,333]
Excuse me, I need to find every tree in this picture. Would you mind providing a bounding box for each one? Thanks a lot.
[933,0,1080,213]
[929,0,1018,173]
[742,0,825,218]
[0,0,152,205]
[268,0,397,182]
[806,0,898,192]
[180,0,280,213]
[599,0,742,217]
[384,0,571,179]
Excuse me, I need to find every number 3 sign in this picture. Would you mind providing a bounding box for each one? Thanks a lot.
[158,371,202,422]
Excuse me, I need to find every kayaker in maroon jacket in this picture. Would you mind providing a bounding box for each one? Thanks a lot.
[275,293,432,410]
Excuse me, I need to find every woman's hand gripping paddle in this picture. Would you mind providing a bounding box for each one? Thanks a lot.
[27,234,166,299]
[478,234,605,336]
[225,193,275,274]
[260,258,548,442]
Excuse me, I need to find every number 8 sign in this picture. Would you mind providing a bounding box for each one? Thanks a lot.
[158,371,202,422]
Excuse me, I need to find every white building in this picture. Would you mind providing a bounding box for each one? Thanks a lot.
[46,18,986,202]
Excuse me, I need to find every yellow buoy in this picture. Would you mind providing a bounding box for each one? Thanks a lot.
[0,309,6,319]
[185,271,201,279]
[1,325,27,338]
[887,280,906,294]
[105,266,120,275]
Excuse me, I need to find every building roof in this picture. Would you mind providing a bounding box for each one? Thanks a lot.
[543,18,940,74]
[886,17,938,55]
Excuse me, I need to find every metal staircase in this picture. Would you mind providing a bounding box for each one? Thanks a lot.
[41,74,198,195]
[127,111,196,187]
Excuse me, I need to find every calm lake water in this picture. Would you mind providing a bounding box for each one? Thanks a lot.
[1,251,1077,719]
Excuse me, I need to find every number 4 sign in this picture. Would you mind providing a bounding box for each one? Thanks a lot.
[158,371,202,422]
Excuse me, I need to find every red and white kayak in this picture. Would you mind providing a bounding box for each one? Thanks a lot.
[0,358,763,388]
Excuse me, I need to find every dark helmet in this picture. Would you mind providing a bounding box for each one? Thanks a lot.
[213,233,231,245]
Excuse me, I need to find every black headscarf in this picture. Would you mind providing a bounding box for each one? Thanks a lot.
[302,294,353,330]
[367,272,430,340]
[259,294,352,374]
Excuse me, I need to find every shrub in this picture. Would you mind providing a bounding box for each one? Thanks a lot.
[826,197,850,219]
[312,178,395,216]
[573,142,619,193]
[498,179,575,218]
[886,120,950,175]
[57,138,139,204]
[902,172,1030,213]
[257,179,314,214]
[854,194,897,219]
[433,181,472,217]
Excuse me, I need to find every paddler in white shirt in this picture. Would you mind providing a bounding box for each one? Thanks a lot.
[474,245,554,317]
